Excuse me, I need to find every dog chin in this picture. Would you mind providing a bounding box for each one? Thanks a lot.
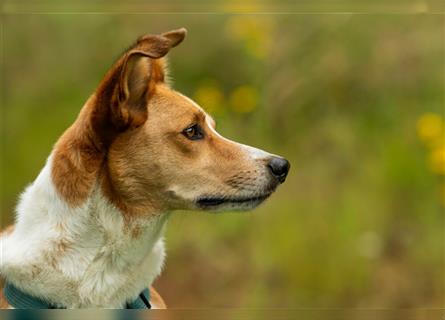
[195,193,272,211]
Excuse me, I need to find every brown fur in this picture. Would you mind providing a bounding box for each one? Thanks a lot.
[51,28,266,221]
[1,28,285,309]
[0,285,8,309]
[51,29,186,209]
[98,83,268,219]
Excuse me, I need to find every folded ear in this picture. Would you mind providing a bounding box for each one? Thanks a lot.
[51,28,187,208]
[99,28,187,130]
[116,52,151,128]
[161,28,187,48]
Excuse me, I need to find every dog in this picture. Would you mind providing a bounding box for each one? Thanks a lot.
[0,28,290,308]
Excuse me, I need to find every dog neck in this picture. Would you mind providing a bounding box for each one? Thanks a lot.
[0,155,168,308]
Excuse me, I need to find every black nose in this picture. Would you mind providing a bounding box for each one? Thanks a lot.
[267,157,290,183]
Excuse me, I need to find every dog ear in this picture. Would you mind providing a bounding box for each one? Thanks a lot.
[115,51,153,129]
[161,28,188,48]
[95,28,187,131]
[120,28,187,96]
[111,28,187,129]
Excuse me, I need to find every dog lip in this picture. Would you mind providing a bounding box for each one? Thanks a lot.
[196,193,271,207]
[197,198,226,206]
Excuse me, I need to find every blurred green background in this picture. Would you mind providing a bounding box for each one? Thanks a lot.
[1,4,444,308]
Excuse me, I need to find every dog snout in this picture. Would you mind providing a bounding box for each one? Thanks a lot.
[267,157,290,183]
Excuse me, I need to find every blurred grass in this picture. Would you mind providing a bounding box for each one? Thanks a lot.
[1,8,444,308]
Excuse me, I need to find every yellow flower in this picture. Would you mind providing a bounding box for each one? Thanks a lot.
[193,81,224,114]
[416,113,444,148]
[429,147,445,175]
[229,85,259,114]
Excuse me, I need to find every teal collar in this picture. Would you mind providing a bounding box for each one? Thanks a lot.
[4,282,151,309]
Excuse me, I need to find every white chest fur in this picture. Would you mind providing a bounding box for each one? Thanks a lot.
[0,156,167,308]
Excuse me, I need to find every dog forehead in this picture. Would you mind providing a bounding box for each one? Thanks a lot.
[151,85,207,121]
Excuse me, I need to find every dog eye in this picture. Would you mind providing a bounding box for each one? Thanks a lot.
[182,124,204,140]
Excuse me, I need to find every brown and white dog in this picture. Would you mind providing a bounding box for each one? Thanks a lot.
[0,28,289,308]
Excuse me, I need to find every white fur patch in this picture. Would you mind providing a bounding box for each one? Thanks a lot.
[0,155,168,308]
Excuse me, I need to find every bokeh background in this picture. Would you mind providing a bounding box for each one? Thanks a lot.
[1,2,444,308]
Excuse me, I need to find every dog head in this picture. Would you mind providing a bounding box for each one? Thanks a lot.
[52,28,290,217]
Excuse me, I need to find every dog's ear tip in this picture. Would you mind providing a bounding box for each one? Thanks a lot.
[164,27,187,37]
[177,27,188,39]
[176,27,188,36]
[136,28,187,50]
[161,27,187,47]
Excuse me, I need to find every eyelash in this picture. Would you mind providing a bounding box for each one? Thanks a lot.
[182,124,204,140]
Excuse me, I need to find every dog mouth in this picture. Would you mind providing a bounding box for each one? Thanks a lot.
[196,193,272,209]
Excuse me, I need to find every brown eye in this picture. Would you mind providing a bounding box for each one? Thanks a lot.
[182,124,204,140]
